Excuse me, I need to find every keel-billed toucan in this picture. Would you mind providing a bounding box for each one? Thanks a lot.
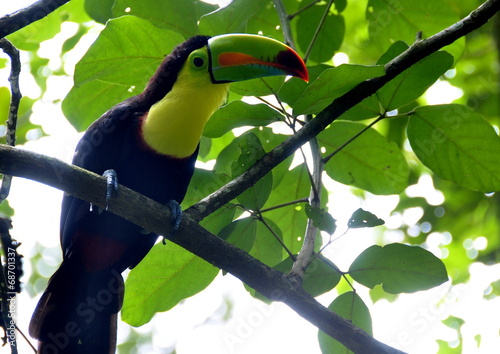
[29,34,308,353]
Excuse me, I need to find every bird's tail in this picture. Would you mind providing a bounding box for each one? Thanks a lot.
[29,256,124,354]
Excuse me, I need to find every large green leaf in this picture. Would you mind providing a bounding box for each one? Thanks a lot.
[231,132,273,210]
[85,0,114,24]
[251,218,285,266]
[278,65,331,106]
[219,217,257,254]
[263,164,328,254]
[275,255,341,297]
[319,121,409,194]
[229,76,285,97]
[62,16,184,130]
[349,243,448,293]
[366,0,464,60]
[318,291,372,354]
[293,64,385,116]
[198,0,268,35]
[407,104,500,192]
[122,242,218,326]
[204,101,283,138]
[112,0,215,37]
[182,168,230,207]
[296,5,345,63]
[376,42,454,111]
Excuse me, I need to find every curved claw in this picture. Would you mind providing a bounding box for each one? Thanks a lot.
[103,169,118,211]
[163,200,182,244]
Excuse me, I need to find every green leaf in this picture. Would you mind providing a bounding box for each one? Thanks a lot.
[112,0,213,37]
[251,218,285,266]
[245,0,285,41]
[348,208,384,228]
[219,217,257,253]
[278,65,331,106]
[229,76,285,97]
[182,168,230,208]
[339,94,381,121]
[62,16,184,130]
[296,6,345,63]
[376,42,454,110]
[319,121,409,194]
[204,101,283,138]
[407,104,500,192]
[349,243,448,293]
[198,0,268,35]
[85,0,114,24]
[305,205,337,235]
[318,292,372,354]
[200,204,236,235]
[263,165,316,254]
[275,256,341,297]
[61,24,88,54]
[231,133,273,210]
[122,242,218,326]
[293,64,385,116]
[367,0,464,60]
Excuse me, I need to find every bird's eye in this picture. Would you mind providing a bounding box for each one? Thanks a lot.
[193,57,205,67]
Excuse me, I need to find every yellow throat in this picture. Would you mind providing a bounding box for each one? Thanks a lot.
[141,62,229,158]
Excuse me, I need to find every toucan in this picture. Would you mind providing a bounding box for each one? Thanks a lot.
[29,34,308,353]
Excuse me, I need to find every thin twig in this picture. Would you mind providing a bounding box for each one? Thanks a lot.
[323,114,386,164]
[288,0,321,20]
[259,197,309,213]
[256,211,296,260]
[304,0,335,62]
[0,39,21,204]
[272,0,297,49]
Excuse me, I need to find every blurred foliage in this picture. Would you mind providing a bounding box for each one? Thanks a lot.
[2,0,499,353]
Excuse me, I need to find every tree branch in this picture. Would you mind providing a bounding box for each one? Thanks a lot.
[187,0,500,222]
[0,145,403,354]
[0,0,71,39]
[0,38,21,203]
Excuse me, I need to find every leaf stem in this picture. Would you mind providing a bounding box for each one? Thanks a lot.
[323,114,386,164]
[304,0,335,63]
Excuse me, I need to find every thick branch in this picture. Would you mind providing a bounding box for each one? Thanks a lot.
[188,0,500,222]
[0,145,402,353]
[0,0,71,39]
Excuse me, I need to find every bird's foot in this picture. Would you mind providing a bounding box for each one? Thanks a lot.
[161,200,182,244]
[103,169,118,211]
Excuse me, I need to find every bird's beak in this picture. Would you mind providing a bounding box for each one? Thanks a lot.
[207,33,309,84]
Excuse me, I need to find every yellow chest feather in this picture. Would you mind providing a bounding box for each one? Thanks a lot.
[141,68,229,158]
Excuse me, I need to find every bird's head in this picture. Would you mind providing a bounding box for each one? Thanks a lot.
[141,34,308,158]
[143,34,308,106]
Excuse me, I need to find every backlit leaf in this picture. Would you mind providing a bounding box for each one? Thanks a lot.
[349,243,448,293]
[318,292,372,354]
[408,104,500,192]
[123,242,218,326]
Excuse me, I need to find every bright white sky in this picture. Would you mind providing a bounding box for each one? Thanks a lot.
[1,1,500,354]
